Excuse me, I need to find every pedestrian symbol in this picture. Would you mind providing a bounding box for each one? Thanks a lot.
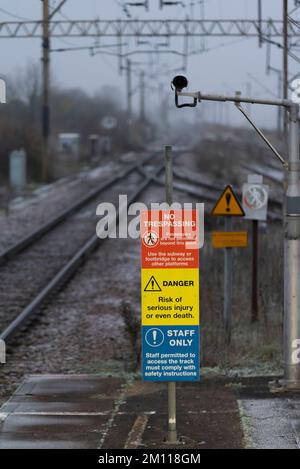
[142,231,159,247]
[145,328,164,347]
[144,275,161,292]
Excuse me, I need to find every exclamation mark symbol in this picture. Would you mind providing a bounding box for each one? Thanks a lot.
[153,330,157,345]
[151,279,155,290]
[226,193,231,212]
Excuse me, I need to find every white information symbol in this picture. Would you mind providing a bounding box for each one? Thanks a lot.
[243,185,268,210]
[145,328,164,347]
[143,231,159,247]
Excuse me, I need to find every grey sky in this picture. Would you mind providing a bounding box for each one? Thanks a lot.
[0,1,297,127]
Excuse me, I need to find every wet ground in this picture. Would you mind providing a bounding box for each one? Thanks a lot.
[1,374,300,449]
[0,374,244,449]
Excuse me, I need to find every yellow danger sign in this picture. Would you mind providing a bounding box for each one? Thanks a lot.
[142,268,199,326]
[212,231,248,248]
[211,185,245,217]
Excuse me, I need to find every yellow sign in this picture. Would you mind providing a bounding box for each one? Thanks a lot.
[211,185,245,217]
[142,268,199,326]
[212,231,248,248]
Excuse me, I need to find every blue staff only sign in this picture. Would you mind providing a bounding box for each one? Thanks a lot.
[141,209,201,382]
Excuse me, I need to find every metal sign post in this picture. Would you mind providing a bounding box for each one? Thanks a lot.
[165,145,177,444]
[224,216,233,344]
[172,76,300,390]
[211,185,245,343]
[251,219,259,323]
[242,174,269,323]
[165,145,173,207]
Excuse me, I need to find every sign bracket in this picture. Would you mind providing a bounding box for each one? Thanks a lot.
[235,100,287,168]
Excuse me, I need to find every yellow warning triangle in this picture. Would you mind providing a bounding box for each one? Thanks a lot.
[144,276,162,292]
[211,185,245,216]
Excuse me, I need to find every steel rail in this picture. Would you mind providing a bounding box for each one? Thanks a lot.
[173,167,224,191]
[139,165,282,217]
[0,153,156,266]
[0,160,166,342]
[137,166,282,221]
[173,167,282,209]
[170,177,281,221]
[241,163,283,185]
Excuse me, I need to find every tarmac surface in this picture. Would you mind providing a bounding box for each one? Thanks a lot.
[0,374,299,449]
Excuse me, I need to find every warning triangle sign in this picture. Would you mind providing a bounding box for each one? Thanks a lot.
[211,185,245,216]
[144,276,162,292]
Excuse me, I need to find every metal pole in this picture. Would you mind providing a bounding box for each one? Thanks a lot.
[127,59,132,144]
[167,382,176,442]
[283,0,289,135]
[278,72,283,137]
[127,59,132,117]
[42,0,50,181]
[246,82,252,116]
[283,103,300,388]
[183,32,189,71]
[140,70,145,123]
[224,216,233,344]
[165,145,177,444]
[258,0,262,48]
[251,220,259,322]
[200,0,205,51]
[165,145,173,206]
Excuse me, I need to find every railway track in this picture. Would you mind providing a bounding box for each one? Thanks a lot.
[151,167,283,221]
[0,152,167,342]
[0,148,283,343]
[0,153,156,265]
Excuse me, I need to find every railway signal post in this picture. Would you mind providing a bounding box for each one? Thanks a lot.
[172,75,300,390]
[242,175,269,323]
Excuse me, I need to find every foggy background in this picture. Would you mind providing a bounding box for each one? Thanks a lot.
[0,0,295,128]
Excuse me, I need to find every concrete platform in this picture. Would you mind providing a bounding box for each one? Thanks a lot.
[0,375,124,449]
[238,377,300,449]
[0,374,244,449]
[239,398,298,449]
[1,374,300,449]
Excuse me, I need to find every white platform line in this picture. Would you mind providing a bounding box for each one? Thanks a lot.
[124,414,149,449]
